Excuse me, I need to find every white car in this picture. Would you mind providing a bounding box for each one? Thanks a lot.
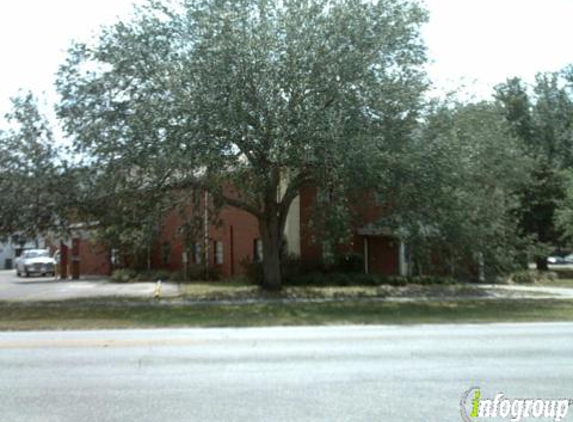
[15,249,56,277]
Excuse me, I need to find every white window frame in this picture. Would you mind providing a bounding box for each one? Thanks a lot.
[214,241,224,265]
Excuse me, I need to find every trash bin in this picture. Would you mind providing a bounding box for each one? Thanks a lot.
[4,258,12,270]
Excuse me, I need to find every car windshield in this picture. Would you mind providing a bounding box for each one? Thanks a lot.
[26,250,49,259]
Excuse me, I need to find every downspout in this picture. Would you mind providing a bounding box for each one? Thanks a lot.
[399,240,407,277]
[364,237,369,274]
[204,190,210,277]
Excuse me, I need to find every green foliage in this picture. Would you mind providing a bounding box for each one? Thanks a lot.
[134,270,172,282]
[496,73,573,266]
[56,0,429,289]
[281,271,456,287]
[556,169,573,244]
[111,267,219,283]
[241,258,264,285]
[110,269,138,283]
[281,254,303,283]
[0,92,72,242]
[335,252,365,273]
[510,270,558,284]
[383,101,530,277]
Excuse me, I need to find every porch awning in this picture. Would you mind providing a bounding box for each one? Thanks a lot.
[356,223,395,237]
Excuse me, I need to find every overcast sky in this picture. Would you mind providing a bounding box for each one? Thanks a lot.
[1,0,573,129]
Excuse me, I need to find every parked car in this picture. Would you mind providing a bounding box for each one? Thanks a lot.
[15,249,56,277]
[548,255,566,264]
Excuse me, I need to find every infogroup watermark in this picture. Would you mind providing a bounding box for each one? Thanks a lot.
[460,387,571,422]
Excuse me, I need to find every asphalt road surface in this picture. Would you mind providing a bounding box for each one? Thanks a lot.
[0,324,572,422]
[0,270,179,301]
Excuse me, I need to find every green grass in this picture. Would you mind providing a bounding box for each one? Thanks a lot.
[2,298,573,330]
[179,280,258,298]
[177,280,488,301]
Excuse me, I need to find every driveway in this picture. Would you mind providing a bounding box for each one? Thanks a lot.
[0,270,180,301]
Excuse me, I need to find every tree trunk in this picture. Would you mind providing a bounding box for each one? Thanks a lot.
[259,214,282,291]
[536,256,549,271]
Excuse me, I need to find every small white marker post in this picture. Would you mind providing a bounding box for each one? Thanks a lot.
[154,280,162,301]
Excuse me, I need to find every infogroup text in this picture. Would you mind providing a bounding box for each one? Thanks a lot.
[460,387,570,422]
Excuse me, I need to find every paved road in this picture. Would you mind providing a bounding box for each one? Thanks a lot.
[0,270,179,301]
[0,324,572,422]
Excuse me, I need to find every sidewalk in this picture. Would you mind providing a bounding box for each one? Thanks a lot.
[480,284,573,299]
[3,269,573,304]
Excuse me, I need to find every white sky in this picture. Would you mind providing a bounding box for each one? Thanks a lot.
[1,0,573,130]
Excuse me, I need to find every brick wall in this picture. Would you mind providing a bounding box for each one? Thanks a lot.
[153,197,260,278]
[298,187,400,276]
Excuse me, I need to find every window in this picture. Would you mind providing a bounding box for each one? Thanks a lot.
[194,242,202,264]
[214,241,224,265]
[161,242,171,265]
[111,248,119,266]
[253,239,263,262]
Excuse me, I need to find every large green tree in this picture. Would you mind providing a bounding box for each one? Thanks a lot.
[56,0,429,289]
[495,73,573,269]
[384,101,530,278]
[0,92,67,244]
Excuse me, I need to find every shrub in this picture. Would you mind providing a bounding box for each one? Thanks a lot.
[386,276,408,286]
[553,269,573,280]
[347,272,384,286]
[335,253,364,273]
[285,271,386,286]
[327,272,352,286]
[110,269,137,283]
[282,254,303,283]
[241,258,264,285]
[511,270,536,284]
[410,275,456,285]
[187,264,206,281]
[135,270,171,282]
[510,270,558,284]
[285,272,327,286]
[170,265,219,282]
[206,267,221,281]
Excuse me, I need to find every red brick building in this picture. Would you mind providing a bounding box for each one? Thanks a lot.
[52,186,406,279]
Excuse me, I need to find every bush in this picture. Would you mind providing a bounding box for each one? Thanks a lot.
[186,264,206,281]
[344,272,381,286]
[327,272,352,286]
[386,276,408,286]
[409,275,457,285]
[552,269,573,280]
[285,271,386,286]
[134,270,171,282]
[282,254,303,283]
[111,265,223,283]
[110,269,137,283]
[510,270,558,284]
[170,265,220,282]
[335,253,364,273]
[285,272,327,286]
[241,258,264,285]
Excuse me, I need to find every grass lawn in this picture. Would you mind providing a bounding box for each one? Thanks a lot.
[1,298,573,330]
[177,280,489,301]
